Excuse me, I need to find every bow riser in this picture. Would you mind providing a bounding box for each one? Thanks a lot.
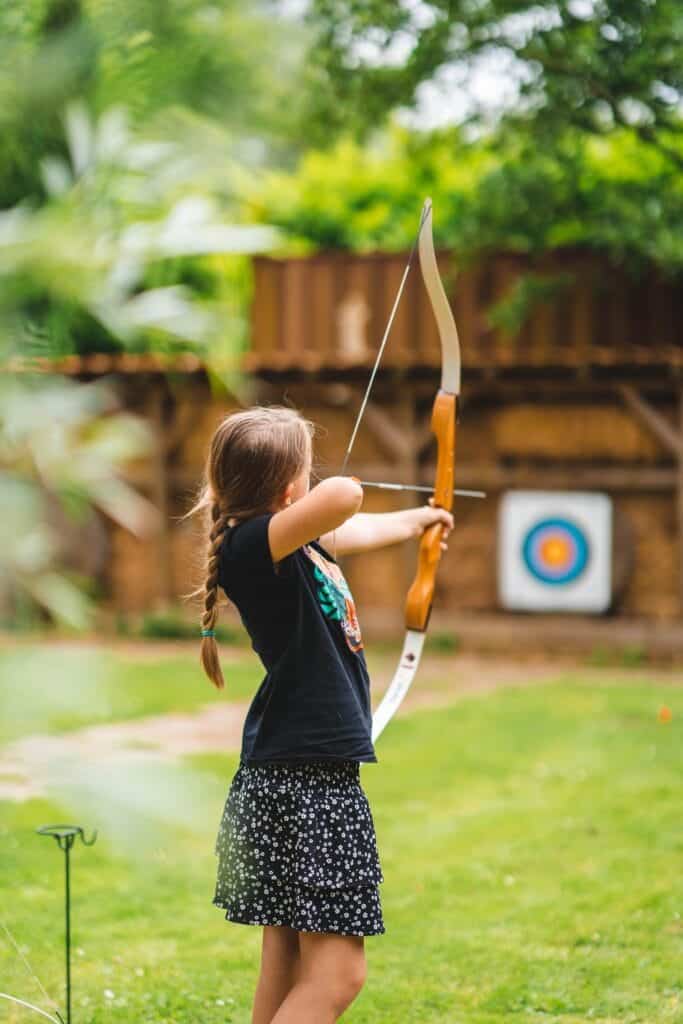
[431,390,457,511]
[405,390,457,631]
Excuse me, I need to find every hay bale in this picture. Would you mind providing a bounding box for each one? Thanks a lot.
[438,509,498,609]
[493,404,663,460]
[620,497,678,619]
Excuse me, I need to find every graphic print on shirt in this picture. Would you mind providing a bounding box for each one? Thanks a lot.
[303,544,364,653]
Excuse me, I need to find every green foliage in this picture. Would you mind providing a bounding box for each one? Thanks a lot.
[302,1,683,160]
[139,610,240,645]
[280,1,683,276]
[487,272,575,336]
[249,127,496,252]
[252,124,683,273]
[0,0,296,363]
[0,0,303,208]
[0,372,157,629]
[586,643,648,668]
[427,630,461,654]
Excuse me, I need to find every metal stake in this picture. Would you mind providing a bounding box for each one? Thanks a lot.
[36,825,98,1024]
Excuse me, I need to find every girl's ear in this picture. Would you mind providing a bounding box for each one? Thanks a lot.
[282,481,294,507]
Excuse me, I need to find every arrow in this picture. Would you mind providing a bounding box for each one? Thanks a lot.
[359,480,486,499]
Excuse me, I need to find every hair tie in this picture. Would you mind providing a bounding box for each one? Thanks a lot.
[200,628,216,638]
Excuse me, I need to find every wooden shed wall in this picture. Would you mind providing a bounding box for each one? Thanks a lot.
[85,372,680,627]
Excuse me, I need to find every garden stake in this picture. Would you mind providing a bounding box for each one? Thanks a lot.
[35,825,98,1024]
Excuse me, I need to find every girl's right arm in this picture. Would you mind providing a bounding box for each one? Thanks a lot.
[268,476,363,563]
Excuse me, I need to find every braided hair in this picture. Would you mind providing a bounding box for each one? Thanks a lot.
[185,405,315,689]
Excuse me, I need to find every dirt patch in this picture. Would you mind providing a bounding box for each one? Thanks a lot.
[0,652,680,802]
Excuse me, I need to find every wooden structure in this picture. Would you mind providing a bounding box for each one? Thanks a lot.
[9,245,683,642]
[249,247,683,626]
[248,248,681,373]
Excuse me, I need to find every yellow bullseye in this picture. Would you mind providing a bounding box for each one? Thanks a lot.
[539,536,571,567]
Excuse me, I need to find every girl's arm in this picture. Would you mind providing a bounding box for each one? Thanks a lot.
[319,504,454,557]
[268,476,363,563]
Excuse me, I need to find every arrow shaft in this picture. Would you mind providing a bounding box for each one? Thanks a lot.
[359,480,485,499]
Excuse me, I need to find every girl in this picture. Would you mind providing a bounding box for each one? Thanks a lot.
[191,405,453,1024]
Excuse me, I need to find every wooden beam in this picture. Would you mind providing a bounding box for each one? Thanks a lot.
[362,400,414,461]
[342,462,678,493]
[618,384,682,458]
[122,460,678,494]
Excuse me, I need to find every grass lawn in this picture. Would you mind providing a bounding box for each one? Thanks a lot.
[1,642,682,1023]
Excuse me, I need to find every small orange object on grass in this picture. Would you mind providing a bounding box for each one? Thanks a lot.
[658,705,672,723]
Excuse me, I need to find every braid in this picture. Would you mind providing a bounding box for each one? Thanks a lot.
[187,404,316,689]
[199,502,230,690]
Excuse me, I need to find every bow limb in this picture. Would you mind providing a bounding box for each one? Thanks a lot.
[372,198,461,744]
[0,993,63,1022]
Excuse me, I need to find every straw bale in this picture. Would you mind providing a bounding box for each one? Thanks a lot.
[618,497,678,619]
[454,408,496,461]
[493,404,664,460]
[437,508,498,609]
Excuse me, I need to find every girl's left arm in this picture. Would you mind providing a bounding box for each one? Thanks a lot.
[319,505,454,556]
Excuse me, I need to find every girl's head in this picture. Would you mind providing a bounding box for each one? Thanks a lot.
[188,405,315,689]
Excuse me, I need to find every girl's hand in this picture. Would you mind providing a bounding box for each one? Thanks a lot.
[416,499,454,552]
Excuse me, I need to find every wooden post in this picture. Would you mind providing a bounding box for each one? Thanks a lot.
[618,384,683,618]
[151,381,173,610]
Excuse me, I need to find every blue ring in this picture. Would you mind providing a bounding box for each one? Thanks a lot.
[521,517,589,585]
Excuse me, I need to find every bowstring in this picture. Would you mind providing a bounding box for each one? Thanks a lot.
[333,200,432,560]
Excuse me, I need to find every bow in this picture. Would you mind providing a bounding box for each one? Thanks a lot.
[370,199,461,742]
[339,198,462,743]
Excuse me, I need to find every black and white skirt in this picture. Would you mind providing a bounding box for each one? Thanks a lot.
[212,759,385,937]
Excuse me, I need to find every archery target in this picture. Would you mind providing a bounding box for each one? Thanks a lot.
[498,491,612,612]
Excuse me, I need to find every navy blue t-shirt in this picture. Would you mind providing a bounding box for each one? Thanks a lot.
[218,513,378,765]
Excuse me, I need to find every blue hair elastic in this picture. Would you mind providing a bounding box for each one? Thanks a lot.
[200,628,216,638]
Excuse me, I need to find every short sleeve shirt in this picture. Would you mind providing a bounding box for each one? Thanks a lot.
[217,513,378,765]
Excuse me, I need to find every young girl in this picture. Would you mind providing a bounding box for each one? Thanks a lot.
[192,405,452,1024]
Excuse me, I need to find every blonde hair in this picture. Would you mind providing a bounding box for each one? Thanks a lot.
[185,405,315,689]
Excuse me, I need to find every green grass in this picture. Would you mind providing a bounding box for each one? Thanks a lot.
[0,642,260,745]
[1,646,682,1022]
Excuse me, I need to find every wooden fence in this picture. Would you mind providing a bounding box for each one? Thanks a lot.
[248,248,682,373]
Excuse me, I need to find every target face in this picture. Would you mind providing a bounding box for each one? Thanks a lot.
[522,517,590,585]
[498,491,612,613]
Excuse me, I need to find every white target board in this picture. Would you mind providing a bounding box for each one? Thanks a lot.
[498,491,612,613]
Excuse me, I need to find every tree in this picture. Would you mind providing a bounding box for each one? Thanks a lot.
[302,0,682,168]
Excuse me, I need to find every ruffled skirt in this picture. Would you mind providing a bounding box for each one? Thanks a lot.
[212,759,385,936]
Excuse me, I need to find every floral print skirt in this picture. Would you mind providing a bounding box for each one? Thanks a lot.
[212,759,385,936]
